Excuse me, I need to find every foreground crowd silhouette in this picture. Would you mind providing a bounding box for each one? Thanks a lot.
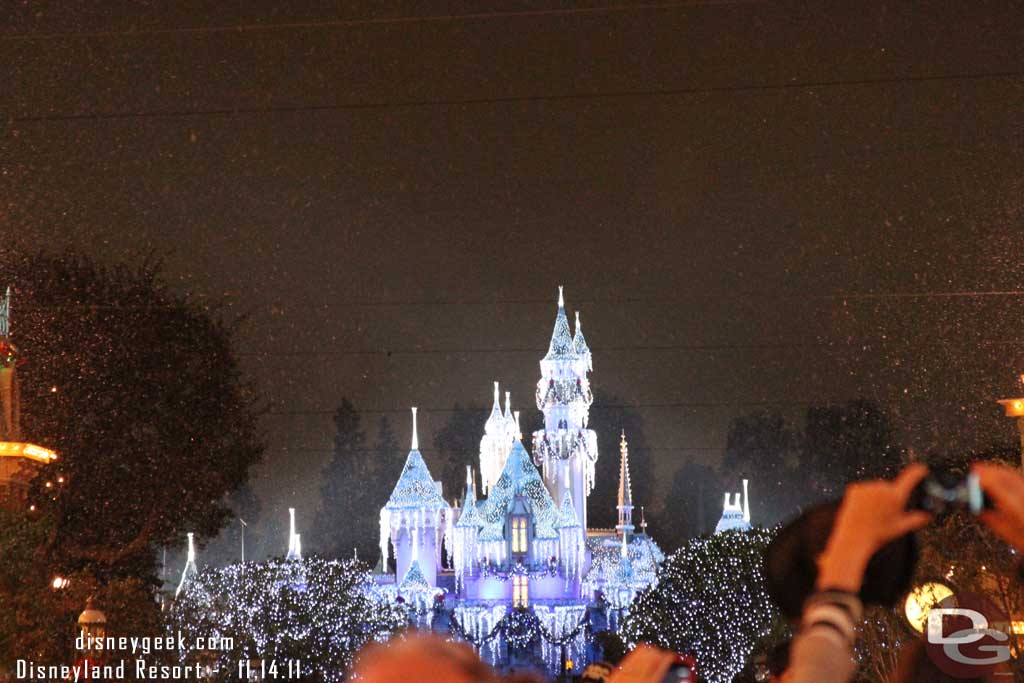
[352,462,1024,683]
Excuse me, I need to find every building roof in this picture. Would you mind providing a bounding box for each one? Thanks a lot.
[572,311,592,366]
[456,471,483,529]
[478,439,559,540]
[543,287,577,361]
[384,408,449,511]
[485,382,505,433]
[556,492,581,529]
[583,534,663,589]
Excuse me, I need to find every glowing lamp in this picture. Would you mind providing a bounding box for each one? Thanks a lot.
[77,597,107,655]
[0,441,58,463]
[997,399,1024,418]
[997,388,1024,470]
[904,581,954,633]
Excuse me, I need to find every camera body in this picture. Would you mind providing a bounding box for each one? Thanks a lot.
[907,469,989,518]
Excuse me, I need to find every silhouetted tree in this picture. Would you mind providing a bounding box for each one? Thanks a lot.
[721,410,805,526]
[431,403,484,503]
[802,399,902,499]
[374,414,404,490]
[316,399,376,561]
[587,390,656,529]
[662,457,723,547]
[5,249,263,581]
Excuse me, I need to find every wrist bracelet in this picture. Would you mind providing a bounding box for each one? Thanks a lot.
[804,589,864,624]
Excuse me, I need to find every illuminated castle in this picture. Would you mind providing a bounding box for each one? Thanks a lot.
[377,288,664,635]
[0,286,58,503]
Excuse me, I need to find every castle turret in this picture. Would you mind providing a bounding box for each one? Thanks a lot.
[479,382,511,494]
[556,492,584,588]
[532,287,597,531]
[380,407,452,587]
[453,466,482,590]
[616,431,634,540]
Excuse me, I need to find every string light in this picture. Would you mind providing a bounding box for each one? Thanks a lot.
[621,528,778,683]
[169,557,405,682]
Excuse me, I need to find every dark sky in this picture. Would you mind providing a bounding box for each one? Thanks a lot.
[4,1,1024,559]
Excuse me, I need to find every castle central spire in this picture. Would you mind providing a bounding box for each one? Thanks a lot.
[532,287,597,531]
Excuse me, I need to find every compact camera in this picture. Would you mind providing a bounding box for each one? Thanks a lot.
[907,469,990,518]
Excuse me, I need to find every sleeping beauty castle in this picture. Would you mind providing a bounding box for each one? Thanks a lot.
[375,288,664,655]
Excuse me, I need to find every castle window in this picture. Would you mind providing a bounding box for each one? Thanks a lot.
[511,517,528,554]
[513,575,529,607]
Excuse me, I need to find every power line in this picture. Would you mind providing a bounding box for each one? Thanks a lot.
[236,338,1024,357]
[1,1,763,42]
[265,400,823,416]
[282,446,721,453]
[16,289,1024,310]
[12,70,1023,125]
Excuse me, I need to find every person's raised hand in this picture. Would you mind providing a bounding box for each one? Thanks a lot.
[973,461,1024,552]
[816,464,932,592]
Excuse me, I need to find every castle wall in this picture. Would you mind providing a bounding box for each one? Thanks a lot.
[393,526,439,586]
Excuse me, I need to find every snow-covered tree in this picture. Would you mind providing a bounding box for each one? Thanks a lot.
[621,528,779,683]
[169,557,406,682]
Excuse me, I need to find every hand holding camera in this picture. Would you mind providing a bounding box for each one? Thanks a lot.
[816,465,932,593]
[973,462,1024,552]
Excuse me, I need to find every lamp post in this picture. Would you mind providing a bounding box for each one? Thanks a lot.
[996,374,1024,470]
[77,597,108,663]
[239,517,247,564]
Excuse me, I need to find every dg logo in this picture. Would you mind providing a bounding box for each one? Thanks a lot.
[925,590,1015,678]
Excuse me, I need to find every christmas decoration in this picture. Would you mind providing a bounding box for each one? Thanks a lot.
[621,528,778,683]
[169,557,405,683]
[449,604,590,672]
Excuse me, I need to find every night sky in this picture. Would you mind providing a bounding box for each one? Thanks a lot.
[5,1,1024,560]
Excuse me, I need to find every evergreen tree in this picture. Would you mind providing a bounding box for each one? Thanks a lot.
[3,249,263,582]
[587,390,655,529]
[316,408,411,563]
[621,528,779,683]
[431,403,484,502]
[316,399,374,560]
[374,414,404,494]
[169,557,406,682]
[721,410,805,526]
[662,457,723,547]
[802,399,902,499]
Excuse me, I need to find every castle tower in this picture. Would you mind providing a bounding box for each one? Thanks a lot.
[453,466,482,590]
[479,383,514,494]
[616,431,634,540]
[380,407,452,587]
[532,287,597,531]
